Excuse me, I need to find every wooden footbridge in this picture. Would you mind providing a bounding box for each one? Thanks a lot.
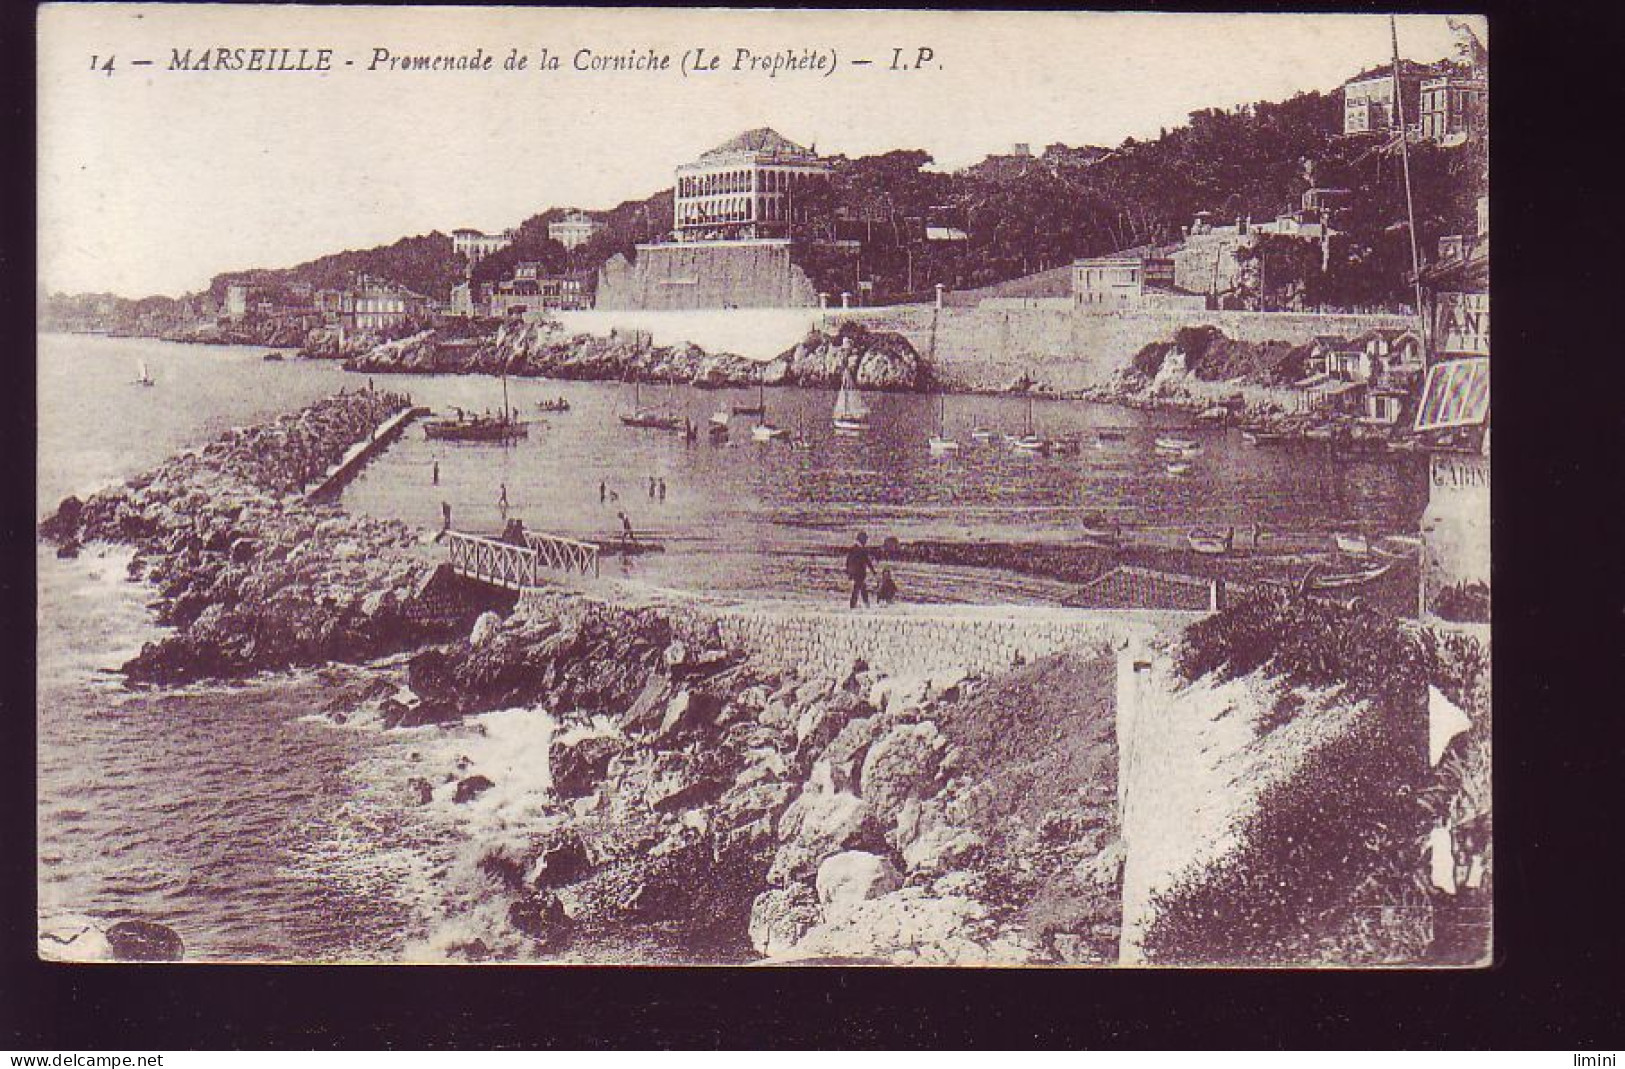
[443,528,600,589]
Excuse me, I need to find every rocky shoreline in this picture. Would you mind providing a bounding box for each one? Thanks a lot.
[328,318,932,392]
[38,388,496,684]
[381,592,1122,964]
[38,388,1124,964]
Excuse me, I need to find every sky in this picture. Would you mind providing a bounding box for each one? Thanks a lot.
[38,6,1484,298]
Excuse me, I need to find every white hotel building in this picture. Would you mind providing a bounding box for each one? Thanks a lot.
[672,128,832,243]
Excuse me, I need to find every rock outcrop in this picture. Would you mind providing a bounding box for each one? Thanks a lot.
[342,319,931,392]
[407,598,1124,966]
[37,390,490,683]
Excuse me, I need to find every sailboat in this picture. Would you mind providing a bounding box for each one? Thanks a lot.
[133,359,155,387]
[424,364,526,441]
[619,377,682,431]
[832,366,870,434]
[1009,395,1050,454]
[732,384,767,418]
[927,395,960,454]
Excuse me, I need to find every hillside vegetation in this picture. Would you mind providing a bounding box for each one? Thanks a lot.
[45,77,1485,327]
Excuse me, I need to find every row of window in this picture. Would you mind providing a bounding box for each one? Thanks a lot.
[676,167,827,199]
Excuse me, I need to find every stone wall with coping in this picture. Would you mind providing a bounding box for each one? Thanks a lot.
[515,587,1195,681]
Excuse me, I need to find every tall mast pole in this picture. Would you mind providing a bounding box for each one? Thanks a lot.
[1391,16,1430,354]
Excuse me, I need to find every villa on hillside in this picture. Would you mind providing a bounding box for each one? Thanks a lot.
[340,274,431,333]
[673,127,834,243]
[548,210,604,251]
[451,227,517,263]
[488,262,593,318]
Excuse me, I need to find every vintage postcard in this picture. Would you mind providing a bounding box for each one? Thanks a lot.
[36,6,1490,966]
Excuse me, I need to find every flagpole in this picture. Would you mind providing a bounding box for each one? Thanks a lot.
[1391,15,1430,357]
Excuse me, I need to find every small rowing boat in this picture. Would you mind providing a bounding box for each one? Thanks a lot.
[1155,435,1198,453]
[1165,460,1192,475]
[1308,560,1394,591]
[1241,428,1288,446]
[1187,526,1235,555]
[1333,532,1371,555]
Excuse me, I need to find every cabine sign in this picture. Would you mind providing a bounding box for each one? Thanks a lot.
[1435,292,1489,356]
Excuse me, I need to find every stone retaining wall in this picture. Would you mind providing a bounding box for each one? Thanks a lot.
[688,602,1191,680]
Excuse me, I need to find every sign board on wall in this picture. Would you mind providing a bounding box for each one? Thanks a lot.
[1435,291,1489,356]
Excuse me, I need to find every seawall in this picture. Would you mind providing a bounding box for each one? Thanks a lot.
[832,305,1419,392]
[596,241,822,312]
[546,302,1417,391]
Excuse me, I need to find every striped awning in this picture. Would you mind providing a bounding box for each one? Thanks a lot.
[1413,357,1490,431]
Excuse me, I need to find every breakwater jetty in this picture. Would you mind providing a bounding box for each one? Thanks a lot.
[38,389,494,683]
[304,404,428,503]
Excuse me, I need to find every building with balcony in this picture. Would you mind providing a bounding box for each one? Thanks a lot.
[673,128,833,242]
[451,227,517,263]
[341,274,430,333]
[1341,63,1429,136]
[547,210,604,251]
[1419,75,1486,145]
[488,269,593,318]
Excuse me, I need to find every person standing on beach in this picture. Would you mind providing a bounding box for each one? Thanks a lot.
[498,482,510,522]
[618,511,637,551]
[432,461,440,486]
[658,478,667,504]
[845,532,873,609]
[441,501,452,531]
[599,480,607,504]
[648,476,657,500]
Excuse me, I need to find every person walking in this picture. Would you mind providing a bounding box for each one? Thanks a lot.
[648,476,657,500]
[599,479,607,504]
[441,501,452,531]
[617,510,637,551]
[432,461,440,486]
[658,477,667,504]
[845,531,873,609]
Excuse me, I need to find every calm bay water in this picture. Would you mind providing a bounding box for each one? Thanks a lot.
[36,332,1426,961]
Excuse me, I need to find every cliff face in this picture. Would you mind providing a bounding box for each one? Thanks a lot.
[343,319,931,392]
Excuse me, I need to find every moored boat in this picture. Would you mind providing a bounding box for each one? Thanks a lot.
[424,414,527,442]
[134,359,155,387]
[1164,460,1192,475]
[1241,428,1288,445]
[926,396,960,454]
[751,423,790,442]
[1333,532,1371,555]
[1308,560,1395,591]
[535,397,571,413]
[1373,534,1422,559]
[1187,526,1235,555]
[832,367,871,433]
[1155,435,1198,453]
[619,380,682,431]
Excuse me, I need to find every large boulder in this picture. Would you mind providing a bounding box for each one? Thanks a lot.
[788,887,1005,966]
[859,721,949,819]
[768,782,886,885]
[453,774,495,804]
[527,830,595,888]
[748,885,822,957]
[816,851,902,911]
[549,734,625,799]
[105,919,185,962]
